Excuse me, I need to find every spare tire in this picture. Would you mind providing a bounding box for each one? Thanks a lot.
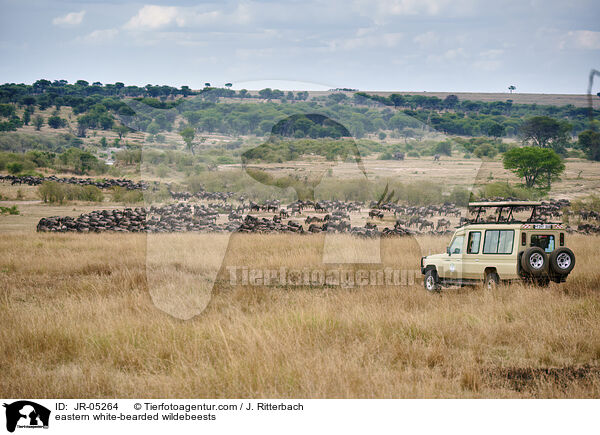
[549,247,575,275]
[521,247,548,276]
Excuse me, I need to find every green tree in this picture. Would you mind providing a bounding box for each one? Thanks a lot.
[146,121,160,135]
[113,124,130,139]
[578,129,600,161]
[179,127,196,154]
[503,146,565,188]
[47,115,66,129]
[7,162,24,174]
[488,123,505,139]
[520,116,570,152]
[33,115,44,131]
[76,114,93,137]
[435,140,452,156]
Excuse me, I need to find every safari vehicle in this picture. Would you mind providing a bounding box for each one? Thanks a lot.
[420,202,576,291]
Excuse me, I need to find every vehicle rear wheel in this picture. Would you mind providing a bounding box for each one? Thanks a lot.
[521,247,548,276]
[484,271,499,290]
[424,269,440,292]
[549,248,575,275]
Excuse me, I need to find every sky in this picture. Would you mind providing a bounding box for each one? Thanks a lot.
[0,0,599,93]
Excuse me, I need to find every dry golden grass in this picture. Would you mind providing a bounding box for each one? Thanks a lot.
[0,232,599,398]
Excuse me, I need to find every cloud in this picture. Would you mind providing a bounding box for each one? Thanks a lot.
[479,48,504,58]
[561,30,600,50]
[426,47,467,63]
[52,11,85,26]
[79,28,119,44]
[413,31,439,48]
[353,0,476,23]
[472,60,501,71]
[124,5,182,30]
[325,31,404,51]
[123,4,253,32]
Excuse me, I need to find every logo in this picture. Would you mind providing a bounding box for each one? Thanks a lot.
[3,401,50,433]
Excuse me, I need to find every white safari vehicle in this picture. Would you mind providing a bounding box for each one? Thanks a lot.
[420,202,575,291]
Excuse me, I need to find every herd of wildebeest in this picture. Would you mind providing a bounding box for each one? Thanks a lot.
[2,175,600,236]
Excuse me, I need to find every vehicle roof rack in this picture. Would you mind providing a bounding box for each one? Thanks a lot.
[468,201,541,207]
[467,201,543,223]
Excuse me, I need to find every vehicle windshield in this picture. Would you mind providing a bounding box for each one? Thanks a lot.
[531,234,555,253]
[448,235,464,254]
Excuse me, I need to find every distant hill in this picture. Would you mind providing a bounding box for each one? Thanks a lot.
[295,91,598,109]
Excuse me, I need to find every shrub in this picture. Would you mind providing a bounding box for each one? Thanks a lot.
[0,205,19,215]
[6,162,23,174]
[448,186,471,206]
[39,181,66,204]
[477,182,541,200]
[47,116,67,129]
[473,143,498,158]
[111,186,143,203]
[156,164,169,178]
[434,140,452,156]
[39,181,104,204]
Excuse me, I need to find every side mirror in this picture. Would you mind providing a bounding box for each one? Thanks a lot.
[446,247,451,255]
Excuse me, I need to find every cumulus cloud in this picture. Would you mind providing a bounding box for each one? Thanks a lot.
[479,48,504,58]
[124,5,182,30]
[561,30,600,50]
[52,11,85,26]
[325,31,404,51]
[413,31,439,48]
[123,4,253,31]
[80,28,119,44]
[426,47,467,63]
[353,0,476,23]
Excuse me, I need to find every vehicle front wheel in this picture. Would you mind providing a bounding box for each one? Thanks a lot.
[424,269,440,292]
[484,271,499,290]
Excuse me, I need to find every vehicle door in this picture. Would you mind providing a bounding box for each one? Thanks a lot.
[443,232,464,280]
[462,230,482,279]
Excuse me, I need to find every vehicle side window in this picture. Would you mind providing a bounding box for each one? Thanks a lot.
[467,231,481,254]
[531,234,555,253]
[449,235,464,254]
[483,230,514,254]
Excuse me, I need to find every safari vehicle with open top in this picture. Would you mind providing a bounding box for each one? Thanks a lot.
[420,201,576,291]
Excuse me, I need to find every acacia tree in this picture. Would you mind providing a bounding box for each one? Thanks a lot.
[179,127,196,154]
[578,129,600,161]
[520,116,571,152]
[113,124,130,139]
[503,146,565,188]
[488,123,505,140]
[33,115,43,131]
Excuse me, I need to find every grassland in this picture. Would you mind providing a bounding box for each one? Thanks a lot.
[1,232,599,398]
